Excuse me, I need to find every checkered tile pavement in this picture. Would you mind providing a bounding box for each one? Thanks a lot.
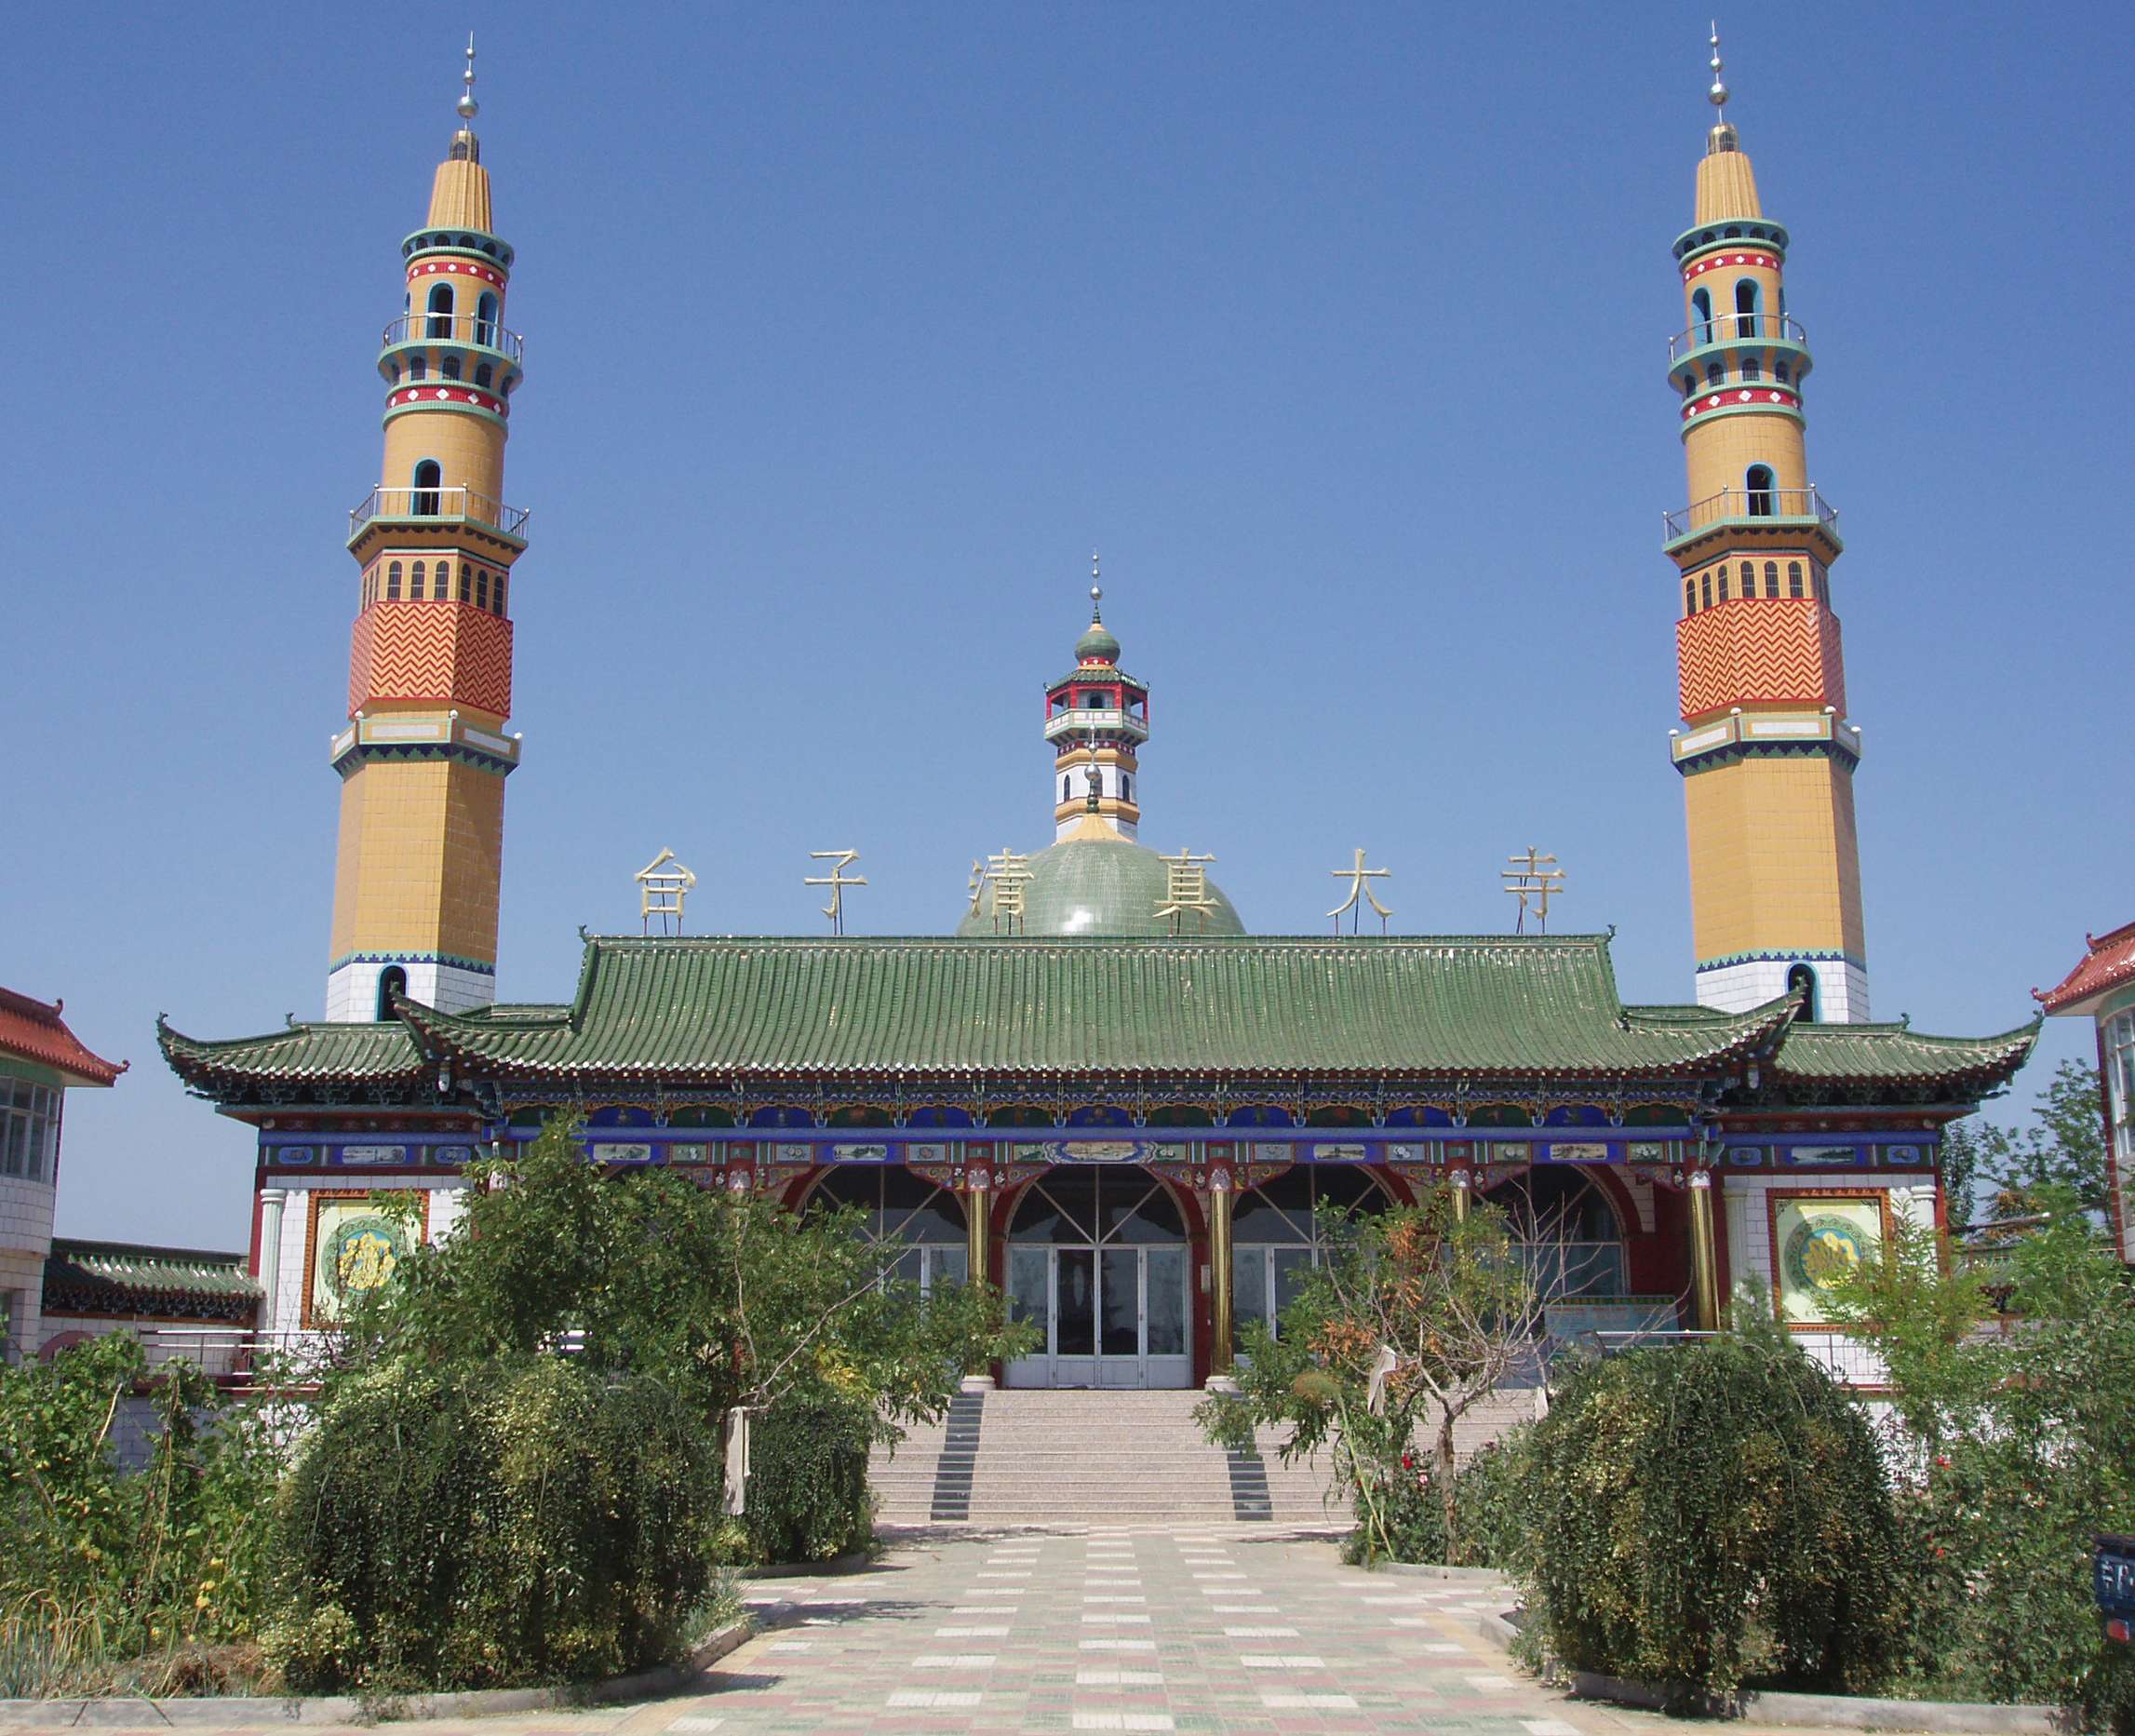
[636,1527,1610,1733]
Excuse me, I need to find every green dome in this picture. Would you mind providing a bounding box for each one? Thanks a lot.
[1074,617,1121,664]
[957,835,1245,938]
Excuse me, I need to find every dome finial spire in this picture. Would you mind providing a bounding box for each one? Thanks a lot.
[1707,22,1728,119]
[1091,551,1103,619]
[458,33,480,121]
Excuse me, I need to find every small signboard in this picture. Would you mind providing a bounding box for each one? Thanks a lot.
[2096,1534,2135,1643]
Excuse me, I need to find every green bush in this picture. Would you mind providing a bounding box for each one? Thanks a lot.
[0,1334,287,1695]
[264,1356,719,1692]
[1521,1310,1899,1705]
[743,1401,874,1565]
[1343,1425,1533,1568]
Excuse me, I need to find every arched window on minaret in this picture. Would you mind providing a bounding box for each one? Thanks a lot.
[474,361,493,388]
[412,459,442,516]
[441,355,462,381]
[426,283,455,339]
[375,965,408,1022]
[1685,577,1697,615]
[1734,277,1761,339]
[1787,962,1820,1023]
[386,561,402,600]
[1745,464,1775,516]
[1764,561,1779,598]
[1692,286,1713,345]
[476,292,499,347]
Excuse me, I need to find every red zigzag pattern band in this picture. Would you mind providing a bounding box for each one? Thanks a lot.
[1676,598,1845,719]
[349,602,514,717]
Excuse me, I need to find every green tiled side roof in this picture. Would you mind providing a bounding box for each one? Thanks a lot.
[1771,1020,2038,1086]
[43,1239,260,1323]
[158,1016,425,1088]
[396,933,1794,1081]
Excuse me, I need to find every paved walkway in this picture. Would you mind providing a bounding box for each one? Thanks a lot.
[4,1527,1762,1734]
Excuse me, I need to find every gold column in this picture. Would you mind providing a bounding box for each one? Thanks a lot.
[1209,1178,1235,1374]
[966,1181,990,1286]
[1688,1168,1721,1331]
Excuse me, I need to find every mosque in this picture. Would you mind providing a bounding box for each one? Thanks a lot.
[162,44,2034,1389]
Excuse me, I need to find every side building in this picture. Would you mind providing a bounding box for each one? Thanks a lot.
[2037,922,2135,1261]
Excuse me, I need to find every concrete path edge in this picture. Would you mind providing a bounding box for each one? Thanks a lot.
[0,1619,754,1728]
[1568,1667,2080,1733]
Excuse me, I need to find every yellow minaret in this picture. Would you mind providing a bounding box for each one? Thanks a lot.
[1665,33,1866,1023]
[326,43,528,1022]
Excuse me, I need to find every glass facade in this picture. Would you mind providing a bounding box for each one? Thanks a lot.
[1,1079,58,1181]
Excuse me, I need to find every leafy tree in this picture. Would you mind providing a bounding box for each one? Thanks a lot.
[1822,1191,2135,1725]
[1199,1186,1548,1564]
[1966,1060,2108,1226]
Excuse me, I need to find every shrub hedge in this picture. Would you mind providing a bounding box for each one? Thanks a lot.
[264,1357,720,1692]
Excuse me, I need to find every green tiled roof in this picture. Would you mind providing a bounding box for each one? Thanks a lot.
[157,1016,424,1088]
[391,933,1796,1081]
[1771,1020,2038,1086]
[42,1239,260,1323]
[159,935,2038,1100]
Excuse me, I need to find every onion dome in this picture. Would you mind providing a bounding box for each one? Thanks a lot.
[1076,591,1121,665]
[957,828,1246,938]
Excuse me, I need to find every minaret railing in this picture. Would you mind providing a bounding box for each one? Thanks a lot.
[1668,311,1808,362]
[380,312,525,364]
[1664,485,1836,542]
[350,484,530,538]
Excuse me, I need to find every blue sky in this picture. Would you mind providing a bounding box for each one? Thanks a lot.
[6,3,2127,1247]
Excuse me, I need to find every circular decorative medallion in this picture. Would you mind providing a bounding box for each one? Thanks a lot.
[1781,1212,1873,1296]
[326,1213,409,1304]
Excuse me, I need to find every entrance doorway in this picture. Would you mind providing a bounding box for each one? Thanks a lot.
[1003,1166,1192,1389]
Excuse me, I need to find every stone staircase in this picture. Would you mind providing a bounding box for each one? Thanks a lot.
[870,1383,1543,1530]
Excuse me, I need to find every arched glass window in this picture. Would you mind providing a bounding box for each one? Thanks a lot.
[493,574,506,613]
[1813,565,1830,606]
[441,356,462,381]
[806,1165,966,1292]
[387,362,401,384]
[1788,560,1805,598]
[1061,775,1071,802]
[409,559,425,600]
[425,282,454,339]
[412,460,442,516]
[1745,464,1776,516]
[476,570,490,611]
[1685,577,1697,615]
[474,361,493,388]
[1691,286,1713,346]
[375,965,409,1021]
[1773,359,1791,384]
[1480,1167,1627,1299]
[1787,962,1821,1022]
[1734,277,1761,339]
[1718,570,1730,601]
[1700,573,1712,610]
[476,292,499,348]
[1761,560,1777,597]
[1706,359,1725,387]
[386,560,402,600]
[1740,356,1762,382]
[1232,1166,1390,1338]
[408,355,427,382]
[1681,373,1698,398]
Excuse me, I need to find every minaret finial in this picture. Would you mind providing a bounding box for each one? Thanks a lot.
[458,33,479,122]
[1707,23,1729,121]
[1091,551,1103,619]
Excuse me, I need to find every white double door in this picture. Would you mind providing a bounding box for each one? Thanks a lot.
[1005,1242,1192,1389]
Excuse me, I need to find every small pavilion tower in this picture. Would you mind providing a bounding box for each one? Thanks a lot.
[1046,584,1148,842]
[1663,34,1867,1023]
[326,45,530,1021]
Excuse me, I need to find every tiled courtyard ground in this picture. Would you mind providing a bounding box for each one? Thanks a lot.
[0,1527,1812,1735]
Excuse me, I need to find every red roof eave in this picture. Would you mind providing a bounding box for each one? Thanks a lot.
[2037,920,2135,1017]
[0,989,125,1086]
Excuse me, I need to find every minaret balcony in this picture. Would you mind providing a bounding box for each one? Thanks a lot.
[1664,485,1839,557]
[1044,708,1149,746]
[349,485,530,546]
[380,312,525,366]
[1668,312,1808,366]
